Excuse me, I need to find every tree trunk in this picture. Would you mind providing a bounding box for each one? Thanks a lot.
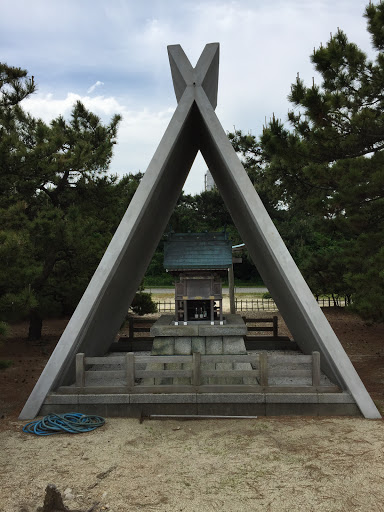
[28,309,42,341]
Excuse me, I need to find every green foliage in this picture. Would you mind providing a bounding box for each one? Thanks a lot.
[231,3,384,321]
[0,62,127,338]
[0,288,38,322]
[130,292,158,316]
[0,321,12,369]
[0,360,13,369]
[0,321,8,337]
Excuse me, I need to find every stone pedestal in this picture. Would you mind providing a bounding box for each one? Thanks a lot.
[146,314,257,385]
[150,314,247,354]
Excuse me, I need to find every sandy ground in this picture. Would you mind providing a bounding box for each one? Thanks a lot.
[2,416,384,512]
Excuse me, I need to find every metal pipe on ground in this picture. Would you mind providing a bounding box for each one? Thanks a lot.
[140,414,258,423]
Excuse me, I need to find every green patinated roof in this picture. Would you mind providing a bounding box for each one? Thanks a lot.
[164,232,232,270]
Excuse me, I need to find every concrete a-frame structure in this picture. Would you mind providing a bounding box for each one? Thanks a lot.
[20,43,381,419]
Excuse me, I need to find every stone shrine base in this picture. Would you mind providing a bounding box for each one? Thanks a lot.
[150,314,248,356]
[38,314,361,418]
[147,314,254,386]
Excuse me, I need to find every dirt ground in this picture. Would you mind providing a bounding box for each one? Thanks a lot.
[1,309,384,512]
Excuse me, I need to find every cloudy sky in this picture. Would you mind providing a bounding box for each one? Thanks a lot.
[1,0,374,194]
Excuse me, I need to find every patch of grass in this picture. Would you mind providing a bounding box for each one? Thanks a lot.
[232,292,265,299]
[0,359,13,369]
[151,293,174,300]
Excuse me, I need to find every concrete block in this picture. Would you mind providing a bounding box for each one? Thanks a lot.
[155,377,173,385]
[151,317,198,337]
[137,403,198,416]
[196,393,265,404]
[197,403,265,416]
[268,377,312,387]
[143,361,170,386]
[76,403,108,416]
[233,362,252,370]
[209,376,242,385]
[150,315,173,333]
[223,336,247,354]
[265,393,318,404]
[44,394,78,405]
[78,394,130,404]
[266,403,319,416]
[199,314,247,336]
[39,404,79,416]
[234,362,258,385]
[172,361,192,385]
[165,362,183,371]
[174,337,192,355]
[212,362,242,384]
[106,404,130,417]
[152,337,175,355]
[174,324,199,336]
[141,377,155,386]
[130,394,196,404]
[167,363,192,386]
[206,336,223,354]
[199,324,246,337]
[125,405,144,418]
[216,362,232,371]
[317,403,361,416]
[200,361,216,370]
[172,378,192,385]
[200,360,216,385]
[226,314,246,324]
[318,392,355,403]
[192,336,206,354]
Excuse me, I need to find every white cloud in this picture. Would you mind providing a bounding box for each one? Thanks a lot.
[4,0,375,195]
[20,91,194,187]
[87,81,104,94]
[22,93,123,122]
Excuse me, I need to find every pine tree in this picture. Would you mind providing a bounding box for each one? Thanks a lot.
[231,3,384,320]
[0,64,124,338]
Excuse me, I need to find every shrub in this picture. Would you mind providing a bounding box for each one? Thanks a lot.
[130,292,158,316]
[0,321,12,369]
[0,359,13,370]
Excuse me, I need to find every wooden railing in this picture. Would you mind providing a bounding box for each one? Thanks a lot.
[111,318,155,351]
[242,316,295,349]
[68,351,339,394]
[243,316,279,338]
[126,317,154,341]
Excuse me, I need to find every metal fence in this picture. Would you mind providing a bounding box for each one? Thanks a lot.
[155,296,349,313]
[235,299,278,311]
[156,301,175,312]
[154,299,279,313]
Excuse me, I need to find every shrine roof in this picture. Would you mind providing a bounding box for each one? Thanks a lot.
[164,232,232,271]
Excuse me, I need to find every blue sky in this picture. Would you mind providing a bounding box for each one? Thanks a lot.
[0,0,374,194]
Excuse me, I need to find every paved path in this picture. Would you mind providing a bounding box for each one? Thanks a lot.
[144,287,268,294]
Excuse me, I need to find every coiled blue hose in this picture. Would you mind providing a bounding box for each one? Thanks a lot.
[23,413,105,435]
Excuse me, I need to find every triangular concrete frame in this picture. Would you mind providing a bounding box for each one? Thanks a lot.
[20,43,381,419]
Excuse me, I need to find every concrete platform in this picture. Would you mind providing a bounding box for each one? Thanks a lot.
[150,314,247,337]
[40,391,361,417]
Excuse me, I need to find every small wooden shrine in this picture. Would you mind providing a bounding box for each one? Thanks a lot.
[164,232,232,325]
